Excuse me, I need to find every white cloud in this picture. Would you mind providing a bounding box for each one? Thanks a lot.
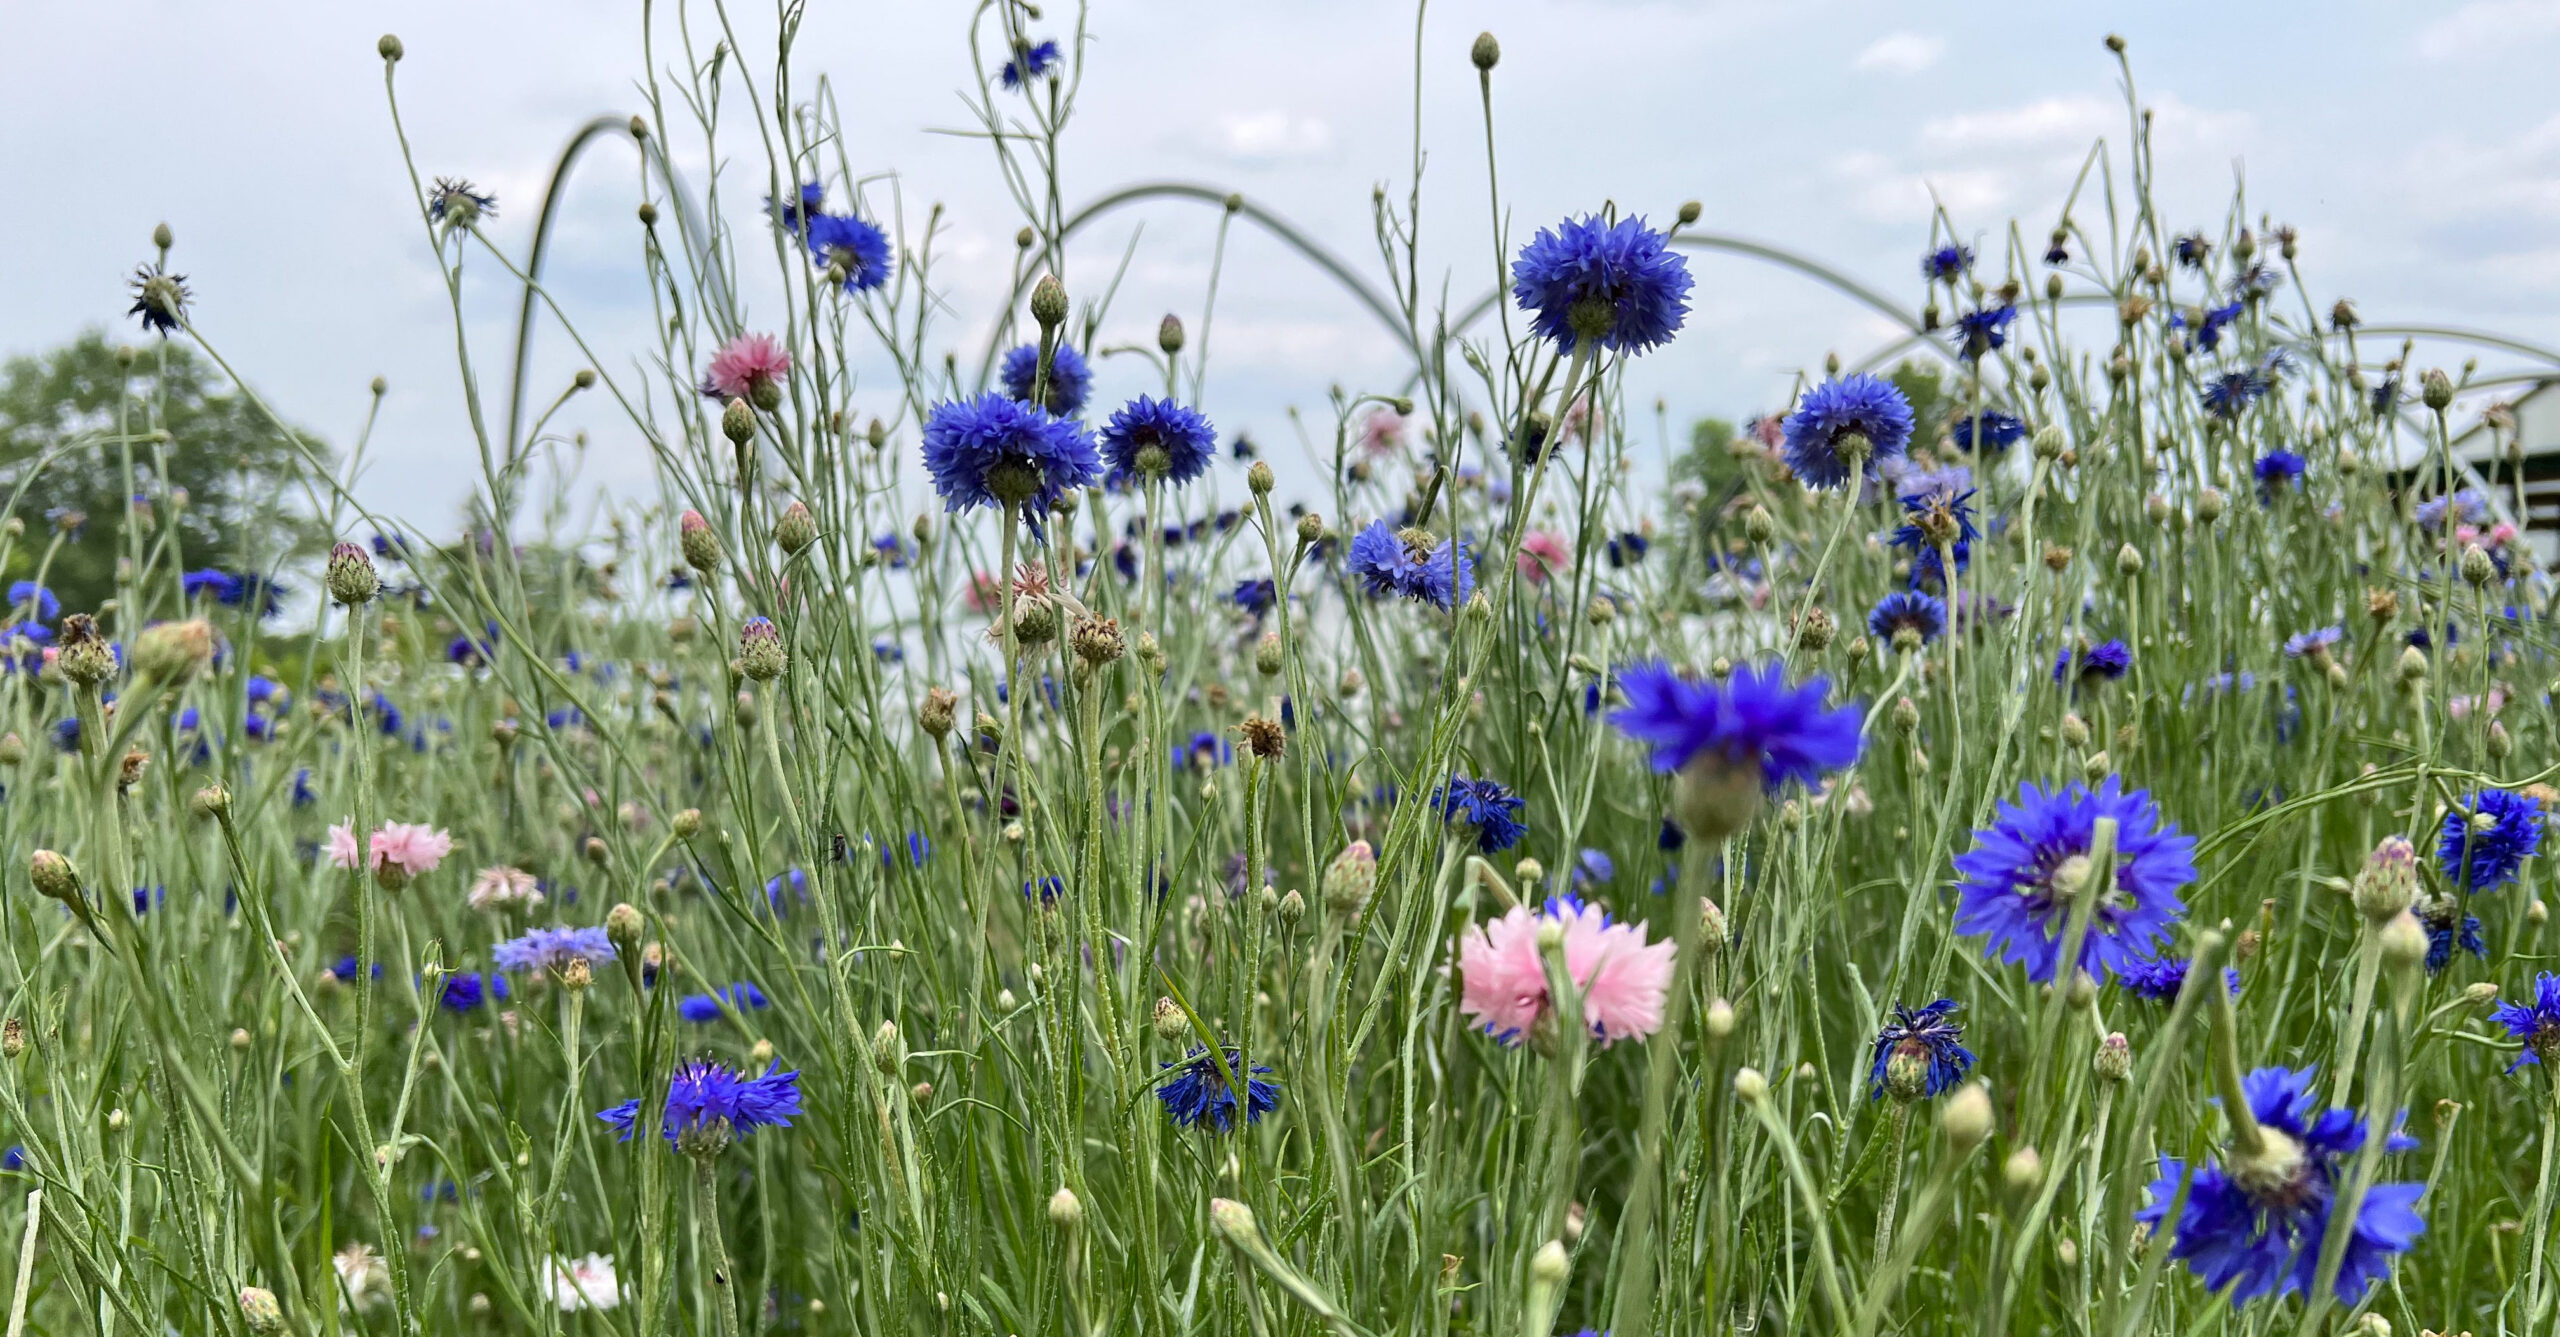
[2419,0,2560,61]
[1213,111,1332,164]
[1917,93,2247,154]
[1853,33,1944,75]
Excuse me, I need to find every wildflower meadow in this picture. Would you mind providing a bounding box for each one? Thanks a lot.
[8,9,2560,1337]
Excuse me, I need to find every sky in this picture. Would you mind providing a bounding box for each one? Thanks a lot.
[6,0,2560,535]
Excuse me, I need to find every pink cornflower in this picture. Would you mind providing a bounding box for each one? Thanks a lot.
[701,333,792,401]
[1517,531,1572,584]
[1357,408,1407,458]
[468,865,545,911]
[328,819,454,890]
[1457,897,1675,1047]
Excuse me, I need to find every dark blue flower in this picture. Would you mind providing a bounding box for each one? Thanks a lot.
[2437,788,2542,892]
[1947,411,2024,453]
[920,392,1102,516]
[679,982,769,1023]
[493,927,617,972]
[432,971,508,1013]
[427,178,497,225]
[1023,875,1065,908]
[331,956,383,983]
[1574,848,1615,887]
[1953,778,2196,983]
[2053,640,2133,686]
[127,263,190,335]
[1608,661,1863,791]
[2201,368,2274,421]
[2137,1066,2423,1306]
[1344,520,1473,610]
[1232,579,1277,616]
[0,1148,23,1173]
[6,582,57,623]
[1000,342,1093,417]
[1509,214,1694,357]
[2254,451,2306,497]
[2492,973,2560,1071]
[1156,1046,1280,1133]
[1000,38,1061,88]
[1890,485,1978,585]
[599,1060,803,1149]
[2173,300,2243,353]
[1867,591,1947,646]
[1175,730,1233,771]
[804,212,893,293]
[765,867,808,912]
[1434,775,1527,854]
[1952,305,2016,360]
[2172,232,2212,269]
[2116,954,2239,1002]
[181,569,242,604]
[1099,395,1217,486]
[1867,999,1974,1100]
[2422,899,2485,973]
[1604,530,1650,568]
[1782,375,1914,489]
[1920,244,1973,283]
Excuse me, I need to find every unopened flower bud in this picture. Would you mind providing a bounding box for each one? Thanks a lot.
[2093,1032,2131,1083]
[1048,1186,1083,1229]
[2396,645,2429,684]
[2378,910,2429,973]
[2352,836,2418,923]
[240,1287,284,1333]
[2003,1145,2044,1197]
[1157,314,1186,355]
[1470,30,1500,70]
[1296,512,1325,546]
[679,510,720,572]
[1733,1066,1769,1102]
[776,502,817,555]
[191,785,231,820]
[1030,275,1068,329]
[1247,461,1274,495]
[607,902,644,954]
[672,808,702,838]
[1943,1083,1993,1151]
[133,618,213,683]
[722,398,757,446]
[2195,489,2227,524]
[2461,543,2497,587]
[328,541,381,605]
[29,850,79,905]
[1704,997,1735,1039]
[2116,543,2144,577]
[2422,368,2453,411]
[1153,996,1187,1040]
[1528,1239,1568,1287]
[739,617,786,681]
[1744,506,1775,544]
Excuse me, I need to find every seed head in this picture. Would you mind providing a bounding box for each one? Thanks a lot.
[1240,714,1285,760]
[919,686,959,739]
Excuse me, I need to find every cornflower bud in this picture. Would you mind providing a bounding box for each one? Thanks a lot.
[2352,835,2418,923]
[721,398,757,446]
[1943,1083,1994,1151]
[1470,31,1500,70]
[2422,368,2453,411]
[776,501,817,555]
[679,510,719,573]
[240,1287,284,1333]
[328,541,381,604]
[607,902,644,955]
[1049,1187,1083,1229]
[1030,275,1069,329]
[1158,314,1186,355]
[739,617,786,681]
[2461,543,2497,587]
[2093,1032,2131,1083]
[1153,996,1188,1041]
[57,614,114,687]
[1322,841,1376,916]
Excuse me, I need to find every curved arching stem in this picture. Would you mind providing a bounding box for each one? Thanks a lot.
[505,115,729,454]
[976,182,1418,389]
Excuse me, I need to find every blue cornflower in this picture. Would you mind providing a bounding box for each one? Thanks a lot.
[1023,875,1065,908]
[1344,520,1474,610]
[2281,626,2342,661]
[493,926,618,973]
[2492,973,2560,1071]
[2054,639,2134,686]
[765,867,808,912]
[1000,38,1061,88]
[1867,1000,1974,1100]
[804,212,893,293]
[2175,301,2243,353]
[427,178,497,226]
[599,1060,802,1154]
[1175,731,1233,770]
[6,582,57,623]
[432,971,508,1014]
[1575,848,1615,887]
[1509,214,1694,357]
[1436,775,1527,854]
[2116,954,2239,1002]
[1920,244,1973,283]
[1156,1046,1281,1133]
[1782,375,1914,489]
[772,181,826,234]
[127,263,190,335]
[1948,410,2025,453]
[2254,451,2306,497]
[2172,232,2212,269]
[0,1148,23,1173]
[881,832,931,870]
[1867,591,1947,647]
[1890,485,1978,585]
[999,342,1093,417]
[2421,897,2486,973]
[2201,368,2274,420]
[919,392,1101,517]
[2233,262,2282,300]
[1608,661,1863,791]
[678,982,770,1023]
[1099,395,1217,486]
[1953,778,2198,983]
[2437,788,2542,892]
[47,718,78,753]
[181,569,242,604]
[331,956,382,982]
[1232,579,1277,616]
[1604,530,1650,568]
[246,673,283,705]
[1952,305,2016,360]
[2137,1066,2423,1306]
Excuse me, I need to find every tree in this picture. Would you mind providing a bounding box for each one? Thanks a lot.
[1889,358,1954,452]
[0,331,332,618]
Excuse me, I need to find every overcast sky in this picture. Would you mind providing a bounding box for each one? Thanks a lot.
[5,0,2558,534]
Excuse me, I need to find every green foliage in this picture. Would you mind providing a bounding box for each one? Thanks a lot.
[1889,358,1953,450]
[0,331,331,615]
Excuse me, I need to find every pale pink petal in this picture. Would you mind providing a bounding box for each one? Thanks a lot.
[326,822,362,871]
[1457,906,1550,1042]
